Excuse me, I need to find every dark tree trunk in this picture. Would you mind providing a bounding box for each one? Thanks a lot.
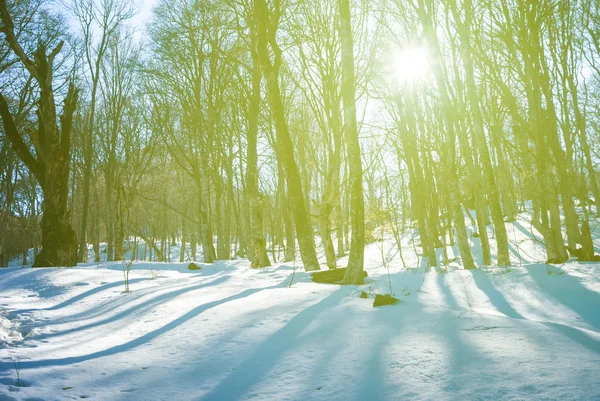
[246,39,271,268]
[254,0,320,271]
[339,0,366,284]
[0,24,80,268]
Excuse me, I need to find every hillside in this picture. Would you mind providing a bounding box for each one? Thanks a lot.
[1,214,600,400]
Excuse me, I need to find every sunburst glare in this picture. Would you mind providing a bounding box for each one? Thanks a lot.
[392,47,431,85]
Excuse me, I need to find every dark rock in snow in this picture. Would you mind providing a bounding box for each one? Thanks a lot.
[188,262,202,270]
[373,294,399,307]
[311,268,368,284]
[360,291,368,299]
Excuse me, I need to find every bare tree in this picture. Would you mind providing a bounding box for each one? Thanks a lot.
[72,0,132,262]
[0,0,79,267]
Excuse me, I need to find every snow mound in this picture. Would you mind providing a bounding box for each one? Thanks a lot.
[0,315,23,347]
[0,308,40,348]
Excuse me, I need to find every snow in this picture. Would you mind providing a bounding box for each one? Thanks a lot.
[0,317,22,347]
[1,215,600,400]
[8,239,202,267]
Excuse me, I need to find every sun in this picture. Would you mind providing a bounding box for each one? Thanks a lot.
[392,47,431,85]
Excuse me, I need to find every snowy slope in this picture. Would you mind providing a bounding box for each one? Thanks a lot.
[1,215,600,400]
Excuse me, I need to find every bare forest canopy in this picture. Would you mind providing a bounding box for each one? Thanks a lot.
[1,0,600,280]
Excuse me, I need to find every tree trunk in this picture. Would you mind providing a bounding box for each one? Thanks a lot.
[279,161,296,262]
[338,0,365,284]
[254,0,320,271]
[180,216,185,263]
[246,41,271,268]
[191,231,197,261]
[113,185,124,261]
[319,208,336,269]
[417,0,476,269]
[336,202,345,258]
[34,174,79,267]
[196,162,213,263]
[452,3,511,266]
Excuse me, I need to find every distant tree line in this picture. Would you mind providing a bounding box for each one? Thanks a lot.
[1,0,600,276]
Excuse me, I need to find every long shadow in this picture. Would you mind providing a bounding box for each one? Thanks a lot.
[513,219,535,239]
[507,243,525,265]
[0,269,69,300]
[528,266,600,332]
[16,278,150,314]
[301,323,348,398]
[0,267,45,279]
[426,270,556,396]
[100,262,234,277]
[33,276,231,341]
[468,236,484,266]
[440,310,503,397]
[105,292,341,396]
[541,321,600,355]
[513,220,545,249]
[362,301,495,399]
[472,267,600,355]
[450,244,461,265]
[437,273,462,311]
[38,274,228,326]
[470,271,522,319]
[198,288,347,401]
[9,284,276,371]
[353,339,386,401]
[22,275,69,299]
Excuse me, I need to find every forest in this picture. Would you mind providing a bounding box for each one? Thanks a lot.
[1,0,600,274]
[1,0,600,399]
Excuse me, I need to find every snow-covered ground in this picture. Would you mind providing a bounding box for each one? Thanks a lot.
[1,214,600,400]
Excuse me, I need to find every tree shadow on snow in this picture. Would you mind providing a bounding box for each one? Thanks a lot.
[540,321,600,355]
[16,277,150,314]
[471,267,600,355]
[527,265,600,332]
[0,269,71,300]
[198,288,347,401]
[507,242,528,265]
[351,327,391,401]
[469,270,523,320]
[8,282,277,371]
[355,301,496,400]
[40,274,229,327]
[33,276,231,341]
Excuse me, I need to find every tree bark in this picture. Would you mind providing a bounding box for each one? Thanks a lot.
[0,32,79,267]
[254,0,319,271]
[339,0,366,284]
[246,36,271,268]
